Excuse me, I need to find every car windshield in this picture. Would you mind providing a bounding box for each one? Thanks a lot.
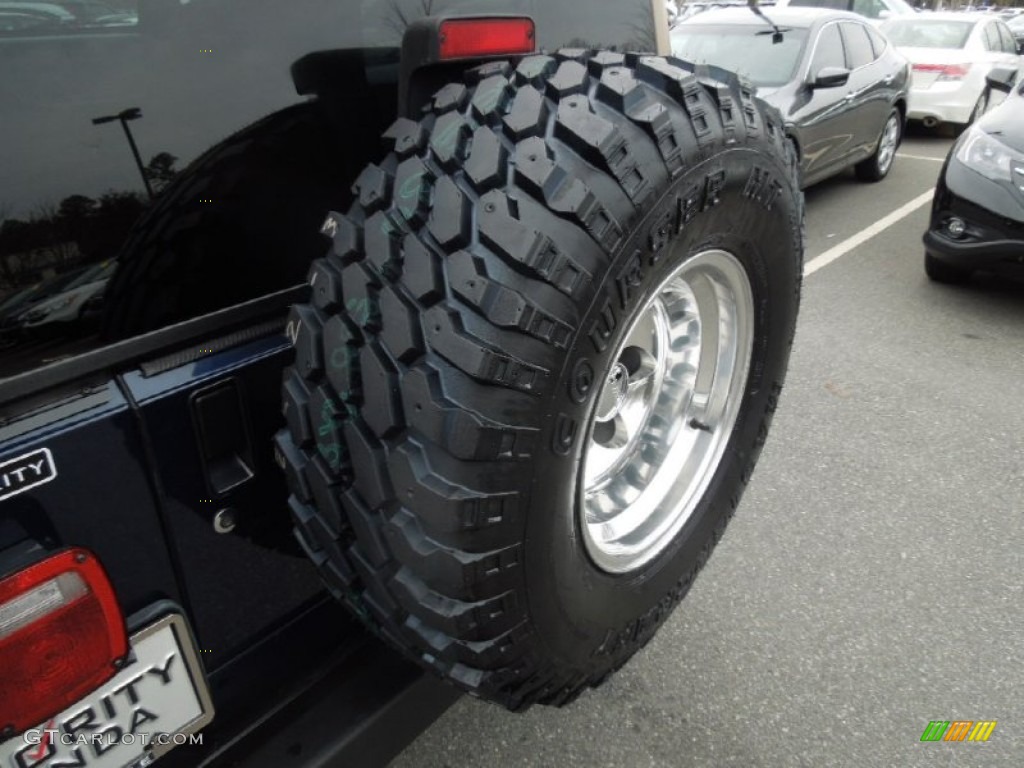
[880,19,975,48]
[670,25,808,88]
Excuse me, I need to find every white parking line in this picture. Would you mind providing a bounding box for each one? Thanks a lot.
[896,153,946,163]
[803,189,935,277]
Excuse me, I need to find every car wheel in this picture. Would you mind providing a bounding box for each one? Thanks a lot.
[924,252,971,284]
[855,109,901,182]
[276,52,804,710]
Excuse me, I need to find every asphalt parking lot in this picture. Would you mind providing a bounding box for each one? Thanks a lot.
[391,131,1024,767]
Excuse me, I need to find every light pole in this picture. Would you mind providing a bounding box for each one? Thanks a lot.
[92,107,154,200]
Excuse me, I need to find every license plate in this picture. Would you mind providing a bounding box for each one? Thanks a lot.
[2,614,214,768]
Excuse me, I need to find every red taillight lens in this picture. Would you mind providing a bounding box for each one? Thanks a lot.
[0,549,127,735]
[912,63,970,80]
[439,17,535,60]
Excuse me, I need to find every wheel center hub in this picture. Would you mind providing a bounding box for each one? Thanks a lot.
[595,362,629,422]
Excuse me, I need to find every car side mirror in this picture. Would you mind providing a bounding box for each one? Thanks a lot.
[878,9,892,19]
[812,67,851,88]
[986,65,1017,94]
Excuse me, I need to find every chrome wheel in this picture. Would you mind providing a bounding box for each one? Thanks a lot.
[580,249,755,574]
[877,113,900,175]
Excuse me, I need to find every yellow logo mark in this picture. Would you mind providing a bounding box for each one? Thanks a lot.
[968,721,997,742]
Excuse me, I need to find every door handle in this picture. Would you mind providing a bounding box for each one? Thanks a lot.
[883,75,894,85]
[844,92,855,101]
[191,379,255,494]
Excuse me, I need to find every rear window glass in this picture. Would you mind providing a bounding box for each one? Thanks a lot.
[880,19,974,49]
[671,24,809,87]
[0,0,663,381]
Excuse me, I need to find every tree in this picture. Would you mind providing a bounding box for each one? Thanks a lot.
[145,152,179,194]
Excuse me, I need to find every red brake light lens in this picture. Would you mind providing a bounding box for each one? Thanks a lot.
[0,549,127,735]
[912,63,970,80]
[439,18,535,60]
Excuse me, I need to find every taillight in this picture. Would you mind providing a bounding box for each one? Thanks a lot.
[0,549,127,735]
[912,63,970,81]
[439,17,535,60]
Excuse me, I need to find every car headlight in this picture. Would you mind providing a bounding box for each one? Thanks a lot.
[956,127,1024,183]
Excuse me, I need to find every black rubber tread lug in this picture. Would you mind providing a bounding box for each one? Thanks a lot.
[383,117,427,158]
[465,126,508,193]
[477,189,592,298]
[449,249,574,347]
[587,50,626,74]
[401,364,539,461]
[427,177,470,250]
[392,156,434,227]
[282,369,314,449]
[322,212,362,267]
[341,488,391,569]
[352,163,392,214]
[305,453,348,537]
[308,384,348,474]
[383,508,522,601]
[340,263,381,332]
[501,85,549,140]
[554,97,656,206]
[275,431,313,504]
[391,567,522,641]
[422,305,550,394]
[470,74,513,125]
[405,614,530,670]
[359,342,404,439]
[513,55,558,87]
[429,111,472,171]
[364,211,403,282]
[388,442,522,540]
[401,236,445,304]
[432,82,470,114]
[289,305,325,382]
[322,315,361,403]
[308,258,345,314]
[545,59,588,99]
[513,137,624,254]
[345,419,393,511]
[377,284,425,364]
[466,60,512,84]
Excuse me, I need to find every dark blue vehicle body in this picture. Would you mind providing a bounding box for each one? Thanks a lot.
[0,1,665,764]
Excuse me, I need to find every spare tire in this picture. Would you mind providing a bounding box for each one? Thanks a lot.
[275,51,803,710]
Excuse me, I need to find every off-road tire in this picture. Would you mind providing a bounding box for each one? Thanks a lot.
[102,103,348,340]
[276,51,804,710]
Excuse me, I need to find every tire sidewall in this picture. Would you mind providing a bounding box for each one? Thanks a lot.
[524,147,802,668]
